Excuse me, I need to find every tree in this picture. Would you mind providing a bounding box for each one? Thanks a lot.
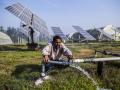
[0,26,5,33]
[6,27,28,44]
[6,27,18,43]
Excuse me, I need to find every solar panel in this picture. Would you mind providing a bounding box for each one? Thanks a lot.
[20,22,29,37]
[20,22,41,43]
[72,26,96,40]
[51,27,66,39]
[97,28,114,40]
[5,3,50,39]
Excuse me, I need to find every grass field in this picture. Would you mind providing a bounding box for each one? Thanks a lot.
[0,42,120,90]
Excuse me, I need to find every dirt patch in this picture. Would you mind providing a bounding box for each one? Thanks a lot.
[73,49,94,58]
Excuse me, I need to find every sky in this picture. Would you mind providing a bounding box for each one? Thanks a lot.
[0,0,120,35]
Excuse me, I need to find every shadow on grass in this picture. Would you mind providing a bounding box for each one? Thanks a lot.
[0,44,45,51]
[12,64,41,81]
[106,61,120,68]
[0,45,29,51]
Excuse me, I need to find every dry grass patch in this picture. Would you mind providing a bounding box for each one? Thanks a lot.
[73,49,94,58]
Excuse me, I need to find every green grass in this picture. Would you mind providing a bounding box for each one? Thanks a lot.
[0,42,120,90]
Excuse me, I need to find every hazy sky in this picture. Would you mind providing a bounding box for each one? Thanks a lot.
[0,0,120,34]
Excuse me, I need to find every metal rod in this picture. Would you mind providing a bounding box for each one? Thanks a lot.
[48,60,72,65]
[74,57,120,63]
[47,57,120,65]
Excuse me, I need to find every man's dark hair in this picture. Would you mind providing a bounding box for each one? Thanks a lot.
[53,35,62,42]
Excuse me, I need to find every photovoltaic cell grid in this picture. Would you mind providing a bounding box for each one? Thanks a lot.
[5,3,50,38]
[51,27,66,39]
[72,26,96,40]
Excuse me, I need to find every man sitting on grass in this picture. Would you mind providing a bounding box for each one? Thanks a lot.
[35,35,73,85]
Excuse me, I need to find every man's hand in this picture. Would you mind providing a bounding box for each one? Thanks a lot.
[67,55,73,60]
[43,55,49,63]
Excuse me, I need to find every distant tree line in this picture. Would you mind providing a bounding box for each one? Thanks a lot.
[0,26,28,44]
[0,26,5,33]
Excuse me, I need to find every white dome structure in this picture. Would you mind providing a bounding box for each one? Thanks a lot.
[103,25,120,41]
[0,32,13,45]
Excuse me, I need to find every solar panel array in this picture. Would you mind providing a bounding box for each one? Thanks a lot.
[72,26,96,40]
[97,29,114,40]
[5,3,50,39]
[51,27,66,39]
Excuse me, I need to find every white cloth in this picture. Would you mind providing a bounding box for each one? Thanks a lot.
[35,75,51,86]
[42,42,72,60]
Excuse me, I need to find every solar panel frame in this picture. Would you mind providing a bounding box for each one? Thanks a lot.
[20,22,43,43]
[5,3,50,39]
[20,22,30,37]
[72,26,96,40]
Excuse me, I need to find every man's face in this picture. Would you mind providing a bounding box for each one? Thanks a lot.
[54,39,62,48]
